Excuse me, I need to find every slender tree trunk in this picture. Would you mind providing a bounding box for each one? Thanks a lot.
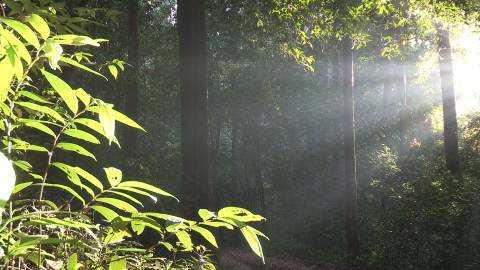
[382,59,395,136]
[124,0,140,154]
[342,37,361,258]
[437,26,461,177]
[399,63,411,153]
[177,0,212,217]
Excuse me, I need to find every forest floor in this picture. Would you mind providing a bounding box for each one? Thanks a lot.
[218,248,348,270]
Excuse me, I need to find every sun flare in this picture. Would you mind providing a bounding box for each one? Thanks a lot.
[452,26,480,116]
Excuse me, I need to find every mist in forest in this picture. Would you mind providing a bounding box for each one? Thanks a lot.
[3,0,480,269]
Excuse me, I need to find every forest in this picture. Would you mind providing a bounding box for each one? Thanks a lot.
[1,0,480,269]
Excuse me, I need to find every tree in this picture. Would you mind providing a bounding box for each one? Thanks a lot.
[124,0,140,154]
[177,0,213,217]
[342,37,361,258]
[437,26,461,176]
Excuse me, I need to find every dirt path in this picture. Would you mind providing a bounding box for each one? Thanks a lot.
[217,248,340,270]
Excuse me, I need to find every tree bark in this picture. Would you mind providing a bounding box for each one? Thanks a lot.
[177,0,213,217]
[124,0,140,154]
[342,37,361,259]
[437,26,461,176]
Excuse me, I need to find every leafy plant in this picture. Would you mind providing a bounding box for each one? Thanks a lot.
[0,1,266,269]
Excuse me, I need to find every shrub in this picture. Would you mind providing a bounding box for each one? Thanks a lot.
[0,1,266,269]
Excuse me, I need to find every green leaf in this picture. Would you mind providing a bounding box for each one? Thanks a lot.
[67,253,82,270]
[201,221,234,230]
[72,167,103,190]
[112,109,145,131]
[38,183,85,205]
[130,215,163,234]
[57,142,97,161]
[191,226,218,248]
[113,186,157,203]
[0,57,14,96]
[0,27,32,64]
[98,104,116,144]
[89,106,145,132]
[198,209,216,222]
[53,34,100,47]
[105,190,143,207]
[144,213,189,224]
[240,225,265,263]
[218,207,265,222]
[0,151,16,208]
[0,18,40,49]
[74,88,91,106]
[26,14,50,40]
[13,160,32,172]
[95,197,137,214]
[13,182,33,194]
[90,205,119,222]
[108,255,127,270]
[108,64,118,79]
[52,162,81,186]
[60,57,107,80]
[74,118,120,146]
[21,120,56,137]
[64,129,100,144]
[16,101,65,123]
[103,229,131,246]
[19,90,53,104]
[175,231,193,250]
[104,167,122,187]
[118,181,178,201]
[41,69,78,114]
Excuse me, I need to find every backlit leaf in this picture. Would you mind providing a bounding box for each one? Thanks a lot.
[26,14,50,40]
[0,18,40,48]
[41,69,78,114]
[57,142,97,161]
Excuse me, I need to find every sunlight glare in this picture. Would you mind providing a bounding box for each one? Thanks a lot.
[452,26,480,116]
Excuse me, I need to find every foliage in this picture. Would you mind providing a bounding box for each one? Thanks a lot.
[0,1,266,269]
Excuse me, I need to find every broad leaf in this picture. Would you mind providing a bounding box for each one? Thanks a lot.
[104,167,122,187]
[108,255,126,270]
[118,181,177,201]
[41,69,78,114]
[191,226,218,248]
[0,18,40,48]
[57,142,97,161]
[64,129,100,144]
[26,14,50,40]
[16,101,65,123]
[95,197,137,214]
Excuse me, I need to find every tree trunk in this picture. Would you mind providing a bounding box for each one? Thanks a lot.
[437,26,461,177]
[124,0,140,154]
[399,63,411,153]
[177,0,213,217]
[342,37,361,258]
[382,59,395,137]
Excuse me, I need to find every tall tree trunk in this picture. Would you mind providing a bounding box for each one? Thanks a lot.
[177,0,212,217]
[437,26,461,177]
[342,37,361,258]
[124,0,140,154]
[399,63,411,153]
[438,26,464,270]
[381,59,395,137]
